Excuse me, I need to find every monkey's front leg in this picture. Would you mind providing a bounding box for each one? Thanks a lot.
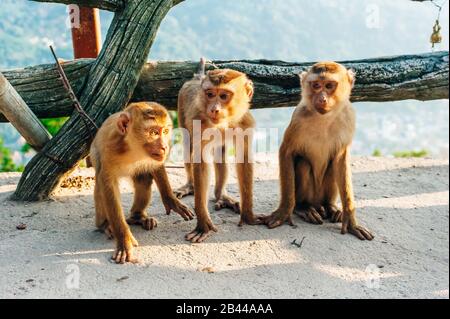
[153,166,194,221]
[126,173,158,231]
[336,149,374,241]
[236,160,262,226]
[186,161,218,243]
[213,147,240,214]
[98,173,139,264]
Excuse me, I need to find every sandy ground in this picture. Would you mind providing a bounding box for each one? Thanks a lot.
[0,157,448,299]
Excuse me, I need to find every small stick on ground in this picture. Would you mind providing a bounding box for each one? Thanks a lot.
[291,236,306,249]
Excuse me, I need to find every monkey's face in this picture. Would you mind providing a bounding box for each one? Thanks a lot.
[301,62,355,115]
[142,124,172,162]
[201,70,254,126]
[118,102,173,163]
[308,80,338,114]
[204,88,233,125]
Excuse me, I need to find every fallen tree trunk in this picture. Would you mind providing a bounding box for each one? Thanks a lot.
[1,51,448,122]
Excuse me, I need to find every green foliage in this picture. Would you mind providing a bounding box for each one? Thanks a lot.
[41,118,68,136]
[169,111,183,145]
[0,138,24,172]
[169,111,179,128]
[393,149,429,158]
[372,149,383,157]
[21,118,68,153]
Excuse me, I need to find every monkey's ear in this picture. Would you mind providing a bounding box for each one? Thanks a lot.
[117,113,130,135]
[245,80,254,99]
[299,71,308,83]
[347,69,356,88]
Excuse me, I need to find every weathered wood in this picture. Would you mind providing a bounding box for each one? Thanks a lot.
[1,51,448,123]
[12,0,183,201]
[1,59,92,122]
[0,72,51,151]
[29,0,124,12]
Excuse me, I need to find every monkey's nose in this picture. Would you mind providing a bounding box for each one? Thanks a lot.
[209,110,220,119]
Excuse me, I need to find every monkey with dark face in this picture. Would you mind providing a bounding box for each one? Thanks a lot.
[262,62,374,241]
[175,61,261,243]
[91,102,194,264]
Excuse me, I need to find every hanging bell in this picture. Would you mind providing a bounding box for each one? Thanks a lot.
[430,20,443,48]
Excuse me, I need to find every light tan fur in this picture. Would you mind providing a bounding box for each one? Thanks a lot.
[262,62,374,241]
[91,102,194,264]
[175,65,260,243]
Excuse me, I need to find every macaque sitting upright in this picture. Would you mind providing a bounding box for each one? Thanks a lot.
[91,102,194,264]
[263,62,374,240]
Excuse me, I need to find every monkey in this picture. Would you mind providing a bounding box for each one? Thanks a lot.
[174,59,261,243]
[90,102,194,264]
[262,61,374,241]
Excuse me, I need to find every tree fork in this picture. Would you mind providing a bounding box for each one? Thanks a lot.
[12,0,184,201]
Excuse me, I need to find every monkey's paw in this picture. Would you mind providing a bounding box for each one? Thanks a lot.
[238,214,265,227]
[174,183,194,199]
[164,198,195,221]
[214,195,240,214]
[295,206,325,225]
[261,210,294,229]
[324,205,343,223]
[341,220,374,241]
[185,220,218,243]
[112,235,139,264]
[127,214,158,231]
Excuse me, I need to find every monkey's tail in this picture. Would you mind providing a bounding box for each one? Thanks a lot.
[194,57,206,79]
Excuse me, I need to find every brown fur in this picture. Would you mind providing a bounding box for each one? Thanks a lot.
[262,62,374,241]
[174,67,260,243]
[90,102,194,264]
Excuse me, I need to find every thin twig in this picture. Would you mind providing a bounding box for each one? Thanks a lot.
[291,237,306,249]
[49,46,98,134]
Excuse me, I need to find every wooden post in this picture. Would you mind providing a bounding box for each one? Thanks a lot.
[0,72,51,151]
[70,6,102,58]
[69,6,102,167]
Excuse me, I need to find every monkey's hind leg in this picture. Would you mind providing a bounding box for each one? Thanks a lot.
[94,174,114,240]
[213,147,240,214]
[321,163,343,223]
[127,173,158,231]
[293,159,325,225]
[174,144,195,199]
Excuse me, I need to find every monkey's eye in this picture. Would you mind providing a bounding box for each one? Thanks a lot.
[219,93,229,101]
[163,128,170,135]
[325,82,336,90]
[149,130,159,137]
[311,82,321,90]
[206,91,216,99]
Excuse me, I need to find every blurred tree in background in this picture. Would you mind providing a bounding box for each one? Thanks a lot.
[0,137,24,172]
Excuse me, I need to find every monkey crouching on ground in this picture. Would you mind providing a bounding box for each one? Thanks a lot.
[262,62,374,241]
[91,102,194,264]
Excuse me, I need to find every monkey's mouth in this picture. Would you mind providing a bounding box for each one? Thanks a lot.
[315,106,330,115]
[209,116,223,125]
[151,153,166,162]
